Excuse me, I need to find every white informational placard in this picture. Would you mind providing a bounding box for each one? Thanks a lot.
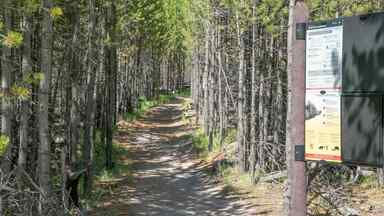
[306,24,343,90]
[305,21,343,162]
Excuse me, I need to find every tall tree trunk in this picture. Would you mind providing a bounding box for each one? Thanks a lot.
[262,34,273,170]
[192,47,200,125]
[208,25,215,151]
[273,18,286,169]
[1,0,14,174]
[250,0,259,182]
[236,12,246,172]
[18,14,33,181]
[38,0,53,210]
[105,1,117,170]
[69,3,81,164]
[218,27,224,146]
[257,30,266,171]
[83,0,98,196]
[202,23,210,135]
[0,1,13,213]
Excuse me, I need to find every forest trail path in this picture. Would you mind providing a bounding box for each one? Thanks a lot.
[91,98,257,216]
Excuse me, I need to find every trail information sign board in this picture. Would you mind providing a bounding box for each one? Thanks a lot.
[305,20,343,162]
[304,12,384,167]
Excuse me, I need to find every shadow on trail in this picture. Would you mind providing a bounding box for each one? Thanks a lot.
[91,98,258,216]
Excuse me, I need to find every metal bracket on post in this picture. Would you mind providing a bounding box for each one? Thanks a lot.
[296,23,307,40]
[295,145,305,161]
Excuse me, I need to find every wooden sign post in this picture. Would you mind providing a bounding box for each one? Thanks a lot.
[286,0,309,215]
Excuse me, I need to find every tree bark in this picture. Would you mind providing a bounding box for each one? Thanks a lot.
[236,12,246,172]
[250,0,259,182]
[105,1,117,170]
[38,0,53,210]
[202,23,210,135]
[208,25,215,151]
[18,14,33,181]
[0,0,14,174]
[83,0,98,196]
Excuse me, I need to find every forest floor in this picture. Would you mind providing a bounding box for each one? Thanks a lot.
[89,97,273,216]
[87,97,384,216]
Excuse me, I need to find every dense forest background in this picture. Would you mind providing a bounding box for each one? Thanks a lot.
[1,0,384,215]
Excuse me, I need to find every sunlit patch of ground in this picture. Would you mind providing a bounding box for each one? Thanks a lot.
[308,177,384,215]
[348,183,384,216]
[107,98,384,216]
[206,167,284,216]
[89,98,259,216]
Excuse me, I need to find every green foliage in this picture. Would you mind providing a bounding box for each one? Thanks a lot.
[82,130,134,208]
[123,97,156,121]
[93,130,133,180]
[0,135,10,155]
[10,85,31,100]
[308,0,383,20]
[96,145,133,182]
[23,72,44,85]
[50,7,64,19]
[223,128,237,144]
[175,88,191,97]
[181,99,192,112]
[192,128,209,156]
[124,94,175,122]
[158,94,176,104]
[191,127,237,161]
[120,0,192,58]
[257,0,287,35]
[22,0,41,14]
[182,106,191,123]
[33,73,45,83]
[1,31,23,48]
[358,175,378,188]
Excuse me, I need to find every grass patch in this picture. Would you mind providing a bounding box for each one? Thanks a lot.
[223,129,237,145]
[188,123,248,190]
[191,127,237,160]
[92,129,134,181]
[175,88,191,97]
[359,174,379,189]
[222,167,251,187]
[181,99,192,111]
[123,94,175,121]
[159,94,176,103]
[191,128,210,157]
[179,97,194,126]
[191,128,225,159]
[82,130,134,208]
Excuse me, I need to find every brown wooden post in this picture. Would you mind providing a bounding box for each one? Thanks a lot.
[285,0,309,215]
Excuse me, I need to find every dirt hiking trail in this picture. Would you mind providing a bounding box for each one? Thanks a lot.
[91,98,259,216]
